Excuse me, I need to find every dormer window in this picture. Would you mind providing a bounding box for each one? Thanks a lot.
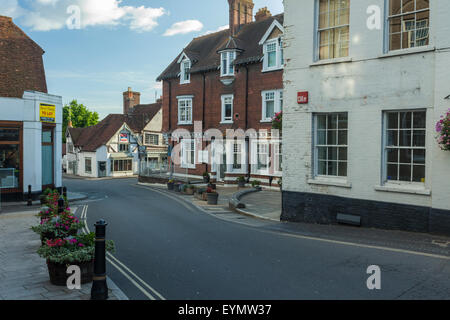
[263,37,283,72]
[220,51,236,77]
[180,59,191,84]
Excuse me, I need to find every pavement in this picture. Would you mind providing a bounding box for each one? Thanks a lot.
[236,190,281,221]
[0,208,128,300]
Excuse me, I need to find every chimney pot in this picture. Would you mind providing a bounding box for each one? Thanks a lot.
[123,87,141,114]
[255,7,272,22]
[228,0,254,36]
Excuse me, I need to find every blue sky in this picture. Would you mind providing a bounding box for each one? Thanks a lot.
[0,0,283,119]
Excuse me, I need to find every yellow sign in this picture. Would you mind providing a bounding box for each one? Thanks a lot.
[40,103,56,123]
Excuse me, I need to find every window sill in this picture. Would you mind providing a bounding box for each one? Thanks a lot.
[308,177,352,188]
[374,184,431,196]
[378,46,435,59]
[220,121,233,125]
[310,57,353,67]
[260,120,272,123]
[180,81,190,85]
[177,122,193,126]
[262,67,283,73]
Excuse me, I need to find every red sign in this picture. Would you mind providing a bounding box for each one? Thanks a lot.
[119,133,128,143]
[297,91,309,104]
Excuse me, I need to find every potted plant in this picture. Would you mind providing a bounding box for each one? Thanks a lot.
[272,111,282,132]
[206,188,219,205]
[195,188,207,201]
[436,109,450,151]
[236,176,246,188]
[251,180,262,190]
[37,232,115,286]
[39,188,52,205]
[167,179,174,190]
[32,211,84,245]
[202,172,210,183]
[277,177,282,191]
[185,185,195,195]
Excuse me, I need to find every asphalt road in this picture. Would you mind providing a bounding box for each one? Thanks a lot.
[64,177,450,300]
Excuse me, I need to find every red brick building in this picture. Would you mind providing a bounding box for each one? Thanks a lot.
[0,16,47,98]
[157,0,284,186]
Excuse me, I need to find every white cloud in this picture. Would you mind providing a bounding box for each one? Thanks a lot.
[163,19,203,37]
[202,25,229,36]
[0,0,25,18]
[0,0,166,32]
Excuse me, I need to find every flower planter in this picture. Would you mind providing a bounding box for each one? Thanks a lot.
[167,182,174,190]
[206,193,219,205]
[185,188,195,195]
[175,185,182,192]
[238,181,246,188]
[47,260,94,286]
[41,229,78,245]
[203,176,210,183]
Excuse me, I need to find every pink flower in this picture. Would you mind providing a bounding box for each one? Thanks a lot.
[78,243,85,247]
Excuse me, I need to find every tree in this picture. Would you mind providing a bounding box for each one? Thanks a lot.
[62,100,99,142]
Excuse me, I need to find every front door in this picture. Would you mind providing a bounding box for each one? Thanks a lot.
[98,162,107,177]
[42,127,54,188]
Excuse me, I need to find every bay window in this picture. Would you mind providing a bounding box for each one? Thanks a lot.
[220,51,236,77]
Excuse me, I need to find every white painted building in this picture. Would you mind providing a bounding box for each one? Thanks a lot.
[0,91,63,200]
[282,0,450,235]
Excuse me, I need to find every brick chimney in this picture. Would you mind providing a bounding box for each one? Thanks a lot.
[123,87,141,114]
[255,7,272,22]
[228,0,254,36]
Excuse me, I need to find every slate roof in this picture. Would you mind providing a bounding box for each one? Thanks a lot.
[157,14,283,81]
[68,102,161,152]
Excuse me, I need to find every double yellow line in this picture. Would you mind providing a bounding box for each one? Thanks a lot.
[80,205,166,300]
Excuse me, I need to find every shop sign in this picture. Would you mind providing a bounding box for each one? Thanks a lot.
[40,103,56,123]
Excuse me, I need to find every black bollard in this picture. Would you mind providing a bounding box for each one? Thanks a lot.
[27,185,32,206]
[57,195,65,214]
[91,220,108,300]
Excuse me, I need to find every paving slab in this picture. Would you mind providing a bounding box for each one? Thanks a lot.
[0,209,127,300]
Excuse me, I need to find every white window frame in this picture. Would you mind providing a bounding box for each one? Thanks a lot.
[85,157,92,174]
[315,0,350,61]
[313,113,348,178]
[382,110,427,185]
[386,0,430,52]
[220,50,236,77]
[273,140,283,176]
[226,139,247,174]
[251,140,270,175]
[261,89,283,122]
[181,139,196,169]
[263,38,284,72]
[221,94,234,124]
[177,96,193,125]
[145,133,159,146]
[180,58,191,84]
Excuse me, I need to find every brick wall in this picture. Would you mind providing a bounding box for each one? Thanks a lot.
[0,16,47,98]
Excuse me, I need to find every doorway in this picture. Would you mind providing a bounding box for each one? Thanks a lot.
[98,161,107,178]
[41,126,54,189]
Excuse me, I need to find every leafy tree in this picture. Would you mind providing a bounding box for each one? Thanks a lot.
[62,100,99,142]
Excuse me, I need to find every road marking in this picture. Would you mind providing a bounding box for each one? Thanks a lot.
[136,187,450,261]
[80,205,166,300]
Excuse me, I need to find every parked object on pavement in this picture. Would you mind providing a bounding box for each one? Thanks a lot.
[236,176,246,188]
[184,185,195,195]
[202,171,210,183]
[167,180,174,190]
[251,180,262,190]
[206,187,219,205]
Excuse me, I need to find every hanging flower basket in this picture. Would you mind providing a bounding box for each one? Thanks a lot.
[272,111,282,131]
[436,109,450,151]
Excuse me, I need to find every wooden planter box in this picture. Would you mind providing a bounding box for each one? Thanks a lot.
[47,260,94,286]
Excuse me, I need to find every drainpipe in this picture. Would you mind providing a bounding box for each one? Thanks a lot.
[202,72,208,175]
[245,65,251,183]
